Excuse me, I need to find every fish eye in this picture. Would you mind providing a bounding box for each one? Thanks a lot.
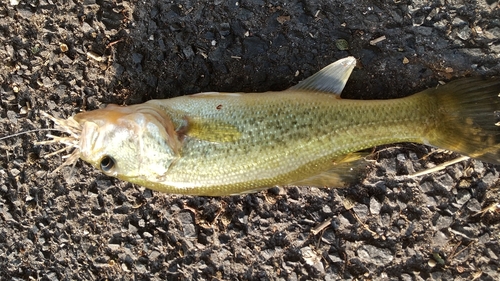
[100,156,115,172]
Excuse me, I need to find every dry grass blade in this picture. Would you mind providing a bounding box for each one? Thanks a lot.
[408,155,470,178]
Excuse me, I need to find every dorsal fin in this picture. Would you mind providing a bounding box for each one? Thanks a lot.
[290,56,357,96]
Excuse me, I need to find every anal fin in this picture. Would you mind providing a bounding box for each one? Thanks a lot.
[290,152,369,188]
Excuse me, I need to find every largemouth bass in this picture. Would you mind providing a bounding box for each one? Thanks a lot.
[40,57,500,196]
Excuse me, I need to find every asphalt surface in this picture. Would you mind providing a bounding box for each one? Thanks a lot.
[1,0,500,280]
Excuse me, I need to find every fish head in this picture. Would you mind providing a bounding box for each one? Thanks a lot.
[73,104,180,182]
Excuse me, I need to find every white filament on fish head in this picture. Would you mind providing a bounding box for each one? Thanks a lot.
[35,111,83,174]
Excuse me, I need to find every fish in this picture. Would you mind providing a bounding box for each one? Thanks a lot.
[38,57,500,196]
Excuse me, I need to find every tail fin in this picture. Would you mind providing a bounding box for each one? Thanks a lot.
[425,78,500,164]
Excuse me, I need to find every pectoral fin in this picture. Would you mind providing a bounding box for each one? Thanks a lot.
[178,117,242,143]
[290,56,357,96]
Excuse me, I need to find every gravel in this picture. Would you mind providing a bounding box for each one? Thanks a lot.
[1,0,500,280]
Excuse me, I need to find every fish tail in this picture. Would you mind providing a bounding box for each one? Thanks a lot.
[425,78,500,164]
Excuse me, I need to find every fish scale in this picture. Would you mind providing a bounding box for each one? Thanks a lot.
[151,91,435,195]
